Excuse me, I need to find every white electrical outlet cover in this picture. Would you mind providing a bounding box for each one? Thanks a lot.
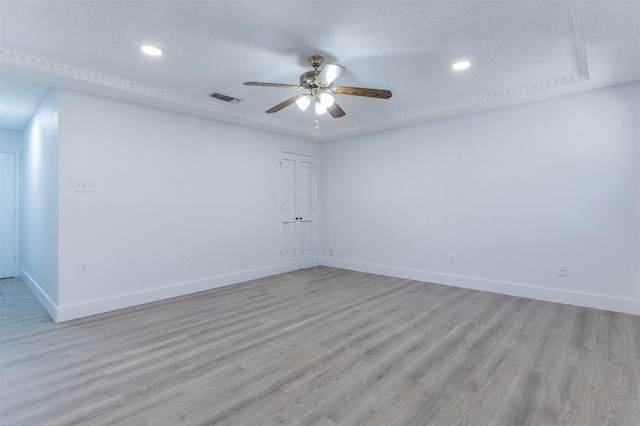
[74,180,95,192]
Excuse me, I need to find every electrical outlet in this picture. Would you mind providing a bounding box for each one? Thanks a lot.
[448,254,455,264]
[74,180,95,192]
[188,259,196,270]
[329,249,334,257]
[557,265,566,276]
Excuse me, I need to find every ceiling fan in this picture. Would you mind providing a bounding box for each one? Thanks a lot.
[244,55,392,118]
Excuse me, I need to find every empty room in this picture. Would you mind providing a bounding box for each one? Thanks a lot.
[1,1,639,425]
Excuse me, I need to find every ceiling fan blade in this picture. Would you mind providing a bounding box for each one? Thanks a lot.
[327,101,346,118]
[266,95,306,113]
[317,64,345,86]
[244,82,302,90]
[334,86,392,99]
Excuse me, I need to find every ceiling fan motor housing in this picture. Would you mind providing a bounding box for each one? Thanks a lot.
[299,55,326,89]
[300,71,320,89]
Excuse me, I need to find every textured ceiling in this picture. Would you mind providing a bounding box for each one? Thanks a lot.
[1,1,639,141]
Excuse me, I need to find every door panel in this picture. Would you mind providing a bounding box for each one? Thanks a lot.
[0,152,16,278]
[281,222,297,258]
[279,152,315,272]
[297,160,313,217]
[299,220,314,268]
[280,159,296,216]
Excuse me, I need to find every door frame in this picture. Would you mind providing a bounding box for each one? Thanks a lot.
[278,148,317,273]
[1,149,21,278]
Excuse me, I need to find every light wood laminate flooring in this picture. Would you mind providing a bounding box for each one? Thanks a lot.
[1,267,639,425]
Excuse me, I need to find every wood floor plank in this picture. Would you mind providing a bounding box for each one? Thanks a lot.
[436,399,495,426]
[291,409,336,426]
[384,387,453,425]
[350,286,475,364]
[489,369,552,426]
[316,283,429,350]
[236,275,424,371]
[633,358,640,414]
[628,313,640,362]
[1,376,127,426]
[335,375,417,425]
[518,320,565,375]
[419,348,487,400]
[540,344,595,425]
[266,346,363,394]
[313,335,430,423]
[457,331,530,411]
[155,380,284,425]
[590,390,640,426]
[593,310,637,398]
[246,354,370,425]
[463,296,522,357]
[399,319,479,384]
[507,299,550,337]
[563,305,598,351]
[628,313,640,404]
[31,397,139,426]
[123,360,283,425]
[473,294,516,326]
[1,267,639,425]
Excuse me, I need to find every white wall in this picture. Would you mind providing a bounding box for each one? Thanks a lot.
[1,129,23,150]
[56,91,318,321]
[21,89,59,317]
[320,82,640,315]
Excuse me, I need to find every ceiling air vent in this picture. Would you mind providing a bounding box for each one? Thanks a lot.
[210,92,241,103]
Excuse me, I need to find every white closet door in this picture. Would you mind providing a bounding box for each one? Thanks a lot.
[0,152,17,278]
[279,152,315,272]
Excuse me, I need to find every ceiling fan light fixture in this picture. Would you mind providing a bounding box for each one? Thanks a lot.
[319,92,335,108]
[314,101,328,115]
[244,54,392,118]
[452,60,470,71]
[296,96,311,111]
[140,45,162,56]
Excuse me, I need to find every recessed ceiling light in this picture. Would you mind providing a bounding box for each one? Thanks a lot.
[140,45,162,56]
[452,61,471,71]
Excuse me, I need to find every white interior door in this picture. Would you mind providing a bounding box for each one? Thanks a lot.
[280,152,315,273]
[1,152,17,278]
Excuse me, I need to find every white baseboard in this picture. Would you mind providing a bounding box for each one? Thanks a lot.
[319,257,640,316]
[20,268,58,320]
[54,265,280,322]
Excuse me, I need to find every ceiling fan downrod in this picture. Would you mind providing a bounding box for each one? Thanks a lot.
[308,55,324,69]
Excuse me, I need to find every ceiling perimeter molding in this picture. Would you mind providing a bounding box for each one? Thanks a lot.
[0,0,592,141]
[0,49,312,135]
[324,0,591,138]
[325,71,589,138]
